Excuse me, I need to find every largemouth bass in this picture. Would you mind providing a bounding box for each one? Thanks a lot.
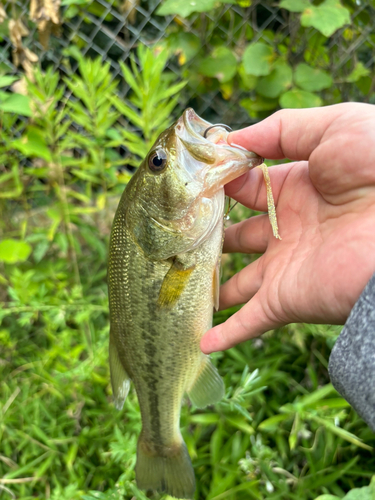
[108,108,262,498]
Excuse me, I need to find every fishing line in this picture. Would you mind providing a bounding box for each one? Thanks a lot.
[203,124,232,138]
[224,198,239,220]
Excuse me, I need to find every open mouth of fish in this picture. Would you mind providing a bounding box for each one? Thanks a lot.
[176,108,264,194]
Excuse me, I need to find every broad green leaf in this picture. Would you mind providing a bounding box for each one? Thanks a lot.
[240,96,278,118]
[314,496,340,500]
[346,62,370,82]
[343,476,375,500]
[303,32,330,66]
[280,89,322,108]
[301,0,351,37]
[198,47,237,82]
[164,32,200,65]
[343,488,371,499]
[238,63,258,90]
[242,42,274,76]
[356,76,372,95]
[256,62,292,98]
[156,0,234,17]
[0,93,32,116]
[0,75,19,88]
[295,63,333,91]
[86,1,110,17]
[62,45,84,63]
[63,5,79,17]
[0,239,32,264]
[280,0,310,11]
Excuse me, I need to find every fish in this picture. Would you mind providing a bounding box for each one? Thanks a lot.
[108,108,263,499]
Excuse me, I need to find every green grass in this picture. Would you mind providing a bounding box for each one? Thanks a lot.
[1,293,375,499]
[1,206,374,499]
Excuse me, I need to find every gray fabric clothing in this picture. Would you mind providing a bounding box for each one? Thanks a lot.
[328,273,375,432]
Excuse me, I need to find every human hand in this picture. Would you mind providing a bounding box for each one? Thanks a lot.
[201,103,375,353]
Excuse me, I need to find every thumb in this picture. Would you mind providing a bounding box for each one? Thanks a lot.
[200,294,282,353]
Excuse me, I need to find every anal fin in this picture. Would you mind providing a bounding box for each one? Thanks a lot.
[109,332,131,410]
[187,356,225,408]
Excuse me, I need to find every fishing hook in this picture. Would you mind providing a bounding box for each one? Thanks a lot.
[203,123,232,138]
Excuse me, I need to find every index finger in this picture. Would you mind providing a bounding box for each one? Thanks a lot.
[228,104,350,160]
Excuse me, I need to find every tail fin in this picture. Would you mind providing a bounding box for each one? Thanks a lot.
[136,437,195,499]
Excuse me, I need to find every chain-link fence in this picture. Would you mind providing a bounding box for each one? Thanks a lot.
[1,0,375,129]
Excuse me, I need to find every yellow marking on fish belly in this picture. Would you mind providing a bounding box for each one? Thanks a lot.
[259,163,282,240]
[158,261,195,308]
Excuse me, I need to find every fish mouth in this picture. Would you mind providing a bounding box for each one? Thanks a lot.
[177,108,263,193]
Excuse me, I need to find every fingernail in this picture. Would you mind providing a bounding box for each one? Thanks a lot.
[200,334,211,354]
[230,142,249,151]
[201,326,222,354]
[200,329,217,354]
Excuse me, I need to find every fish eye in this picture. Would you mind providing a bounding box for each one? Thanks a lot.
[148,149,168,172]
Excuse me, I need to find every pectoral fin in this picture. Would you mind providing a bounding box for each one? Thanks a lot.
[158,258,195,308]
[109,332,131,410]
[187,356,225,408]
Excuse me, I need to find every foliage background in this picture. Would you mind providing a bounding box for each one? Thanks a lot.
[1,0,375,499]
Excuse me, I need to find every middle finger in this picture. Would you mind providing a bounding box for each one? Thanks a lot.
[224,214,270,254]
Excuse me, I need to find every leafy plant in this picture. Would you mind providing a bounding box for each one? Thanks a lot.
[157,0,374,118]
[314,476,375,500]
[109,44,186,161]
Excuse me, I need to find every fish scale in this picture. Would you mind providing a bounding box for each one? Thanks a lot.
[109,199,223,440]
[108,108,263,498]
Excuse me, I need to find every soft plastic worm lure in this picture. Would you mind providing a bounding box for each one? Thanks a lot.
[259,162,281,240]
[203,124,281,239]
